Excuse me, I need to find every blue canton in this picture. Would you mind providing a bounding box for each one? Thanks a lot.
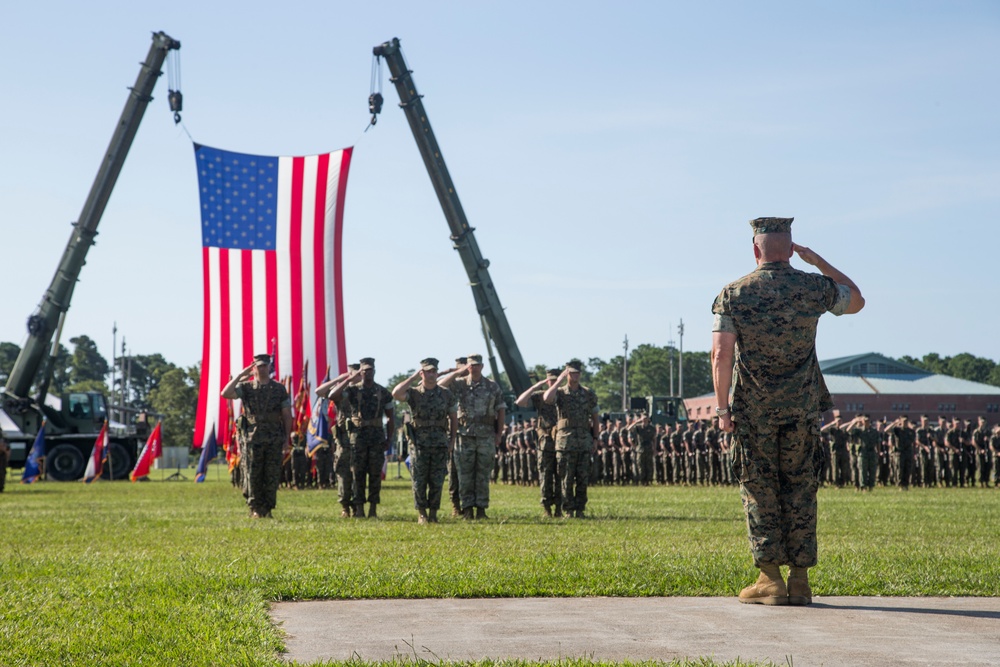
[196,144,279,250]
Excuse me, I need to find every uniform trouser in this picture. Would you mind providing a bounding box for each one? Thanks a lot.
[636,448,654,485]
[538,449,561,507]
[590,451,602,484]
[351,439,386,505]
[293,449,312,488]
[710,451,722,484]
[860,450,878,489]
[602,450,614,484]
[993,456,1000,486]
[0,452,7,492]
[411,446,448,510]
[953,453,966,486]
[696,452,709,484]
[334,444,353,505]
[920,450,935,486]
[978,453,991,485]
[894,450,913,488]
[672,454,683,484]
[557,449,590,512]
[313,447,333,488]
[243,440,283,514]
[732,417,819,568]
[833,450,851,487]
[448,451,461,507]
[455,434,495,509]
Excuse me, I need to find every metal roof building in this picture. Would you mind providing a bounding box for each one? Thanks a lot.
[685,352,1000,424]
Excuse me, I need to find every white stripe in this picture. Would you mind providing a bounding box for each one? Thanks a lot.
[300,155,318,386]
[324,150,342,375]
[276,157,293,381]
[251,250,268,358]
[228,252,243,377]
[204,248,223,448]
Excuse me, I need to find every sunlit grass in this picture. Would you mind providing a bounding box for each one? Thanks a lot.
[1,467,997,666]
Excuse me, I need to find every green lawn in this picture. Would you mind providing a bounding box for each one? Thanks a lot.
[1,467,997,666]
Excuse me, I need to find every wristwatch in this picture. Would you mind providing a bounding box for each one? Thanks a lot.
[715,407,730,417]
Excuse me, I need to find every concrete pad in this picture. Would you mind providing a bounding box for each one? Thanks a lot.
[272,596,1000,665]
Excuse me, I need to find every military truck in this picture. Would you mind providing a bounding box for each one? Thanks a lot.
[606,396,689,427]
[1,32,181,481]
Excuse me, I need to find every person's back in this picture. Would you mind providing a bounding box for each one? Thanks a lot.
[711,216,863,607]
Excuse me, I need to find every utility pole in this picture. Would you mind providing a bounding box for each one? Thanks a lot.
[668,330,676,397]
[111,322,117,424]
[677,319,685,399]
[622,334,629,411]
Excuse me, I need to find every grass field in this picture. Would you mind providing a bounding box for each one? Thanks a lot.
[1,466,998,666]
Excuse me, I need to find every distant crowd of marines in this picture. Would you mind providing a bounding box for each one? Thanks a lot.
[820,412,1000,490]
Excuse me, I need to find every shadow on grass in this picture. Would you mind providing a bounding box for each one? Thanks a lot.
[811,602,1000,620]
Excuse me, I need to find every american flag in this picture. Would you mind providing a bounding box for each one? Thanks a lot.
[192,144,352,449]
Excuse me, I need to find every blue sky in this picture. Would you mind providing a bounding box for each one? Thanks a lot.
[1,1,998,384]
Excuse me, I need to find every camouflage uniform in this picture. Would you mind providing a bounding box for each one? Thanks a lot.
[235,379,290,516]
[889,422,916,489]
[341,382,393,507]
[712,234,851,568]
[628,421,656,485]
[291,432,312,489]
[452,375,504,510]
[531,391,561,509]
[972,423,991,487]
[333,393,354,505]
[553,383,599,514]
[827,426,851,487]
[405,383,456,511]
[848,424,880,490]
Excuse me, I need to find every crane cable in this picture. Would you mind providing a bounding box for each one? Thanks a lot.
[366,54,383,132]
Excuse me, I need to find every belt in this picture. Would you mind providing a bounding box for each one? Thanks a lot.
[413,418,448,429]
[351,417,383,428]
[556,418,589,430]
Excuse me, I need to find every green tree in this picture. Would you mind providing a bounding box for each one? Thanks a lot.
[67,335,109,393]
[148,365,200,449]
[898,353,999,387]
[0,342,21,386]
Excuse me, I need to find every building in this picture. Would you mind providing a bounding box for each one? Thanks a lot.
[685,352,1000,425]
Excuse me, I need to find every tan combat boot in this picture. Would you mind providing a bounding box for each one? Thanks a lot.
[738,563,788,605]
[543,505,553,518]
[340,503,351,519]
[353,504,365,518]
[417,508,428,525]
[462,507,474,521]
[428,508,438,523]
[787,566,812,606]
[452,501,462,518]
[368,504,378,519]
[476,507,488,520]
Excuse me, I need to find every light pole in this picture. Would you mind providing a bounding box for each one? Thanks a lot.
[668,332,676,397]
[622,334,629,411]
[677,319,685,399]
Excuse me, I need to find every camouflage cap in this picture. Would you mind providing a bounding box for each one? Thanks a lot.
[349,363,361,371]
[750,217,794,236]
[455,356,468,365]
[565,360,583,373]
[546,368,561,379]
[420,357,439,371]
[253,353,271,367]
[359,357,375,370]
[467,354,484,366]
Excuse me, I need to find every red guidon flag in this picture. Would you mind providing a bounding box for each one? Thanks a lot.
[83,421,109,484]
[191,144,352,448]
[130,422,163,482]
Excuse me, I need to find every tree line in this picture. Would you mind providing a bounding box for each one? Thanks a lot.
[4,337,998,448]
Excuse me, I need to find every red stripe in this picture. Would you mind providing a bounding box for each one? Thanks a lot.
[312,153,330,384]
[194,246,212,447]
[241,250,254,365]
[218,250,232,448]
[289,157,304,389]
[265,251,278,376]
[333,147,352,372]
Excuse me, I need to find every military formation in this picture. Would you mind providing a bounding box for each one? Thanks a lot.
[212,346,1000,525]
[820,413,1000,490]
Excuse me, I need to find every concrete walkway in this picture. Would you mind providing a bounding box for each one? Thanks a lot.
[272,596,1000,665]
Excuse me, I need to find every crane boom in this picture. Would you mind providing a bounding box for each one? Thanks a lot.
[372,37,531,394]
[5,31,180,401]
